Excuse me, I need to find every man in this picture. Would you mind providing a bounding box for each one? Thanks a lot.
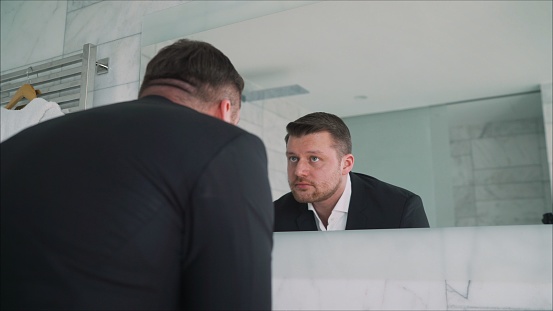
[1,39,273,310]
[274,112,429,231]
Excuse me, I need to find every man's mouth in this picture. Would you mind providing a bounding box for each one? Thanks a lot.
[294,181,312,189]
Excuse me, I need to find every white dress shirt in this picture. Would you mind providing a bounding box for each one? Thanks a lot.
[308,174,352,231]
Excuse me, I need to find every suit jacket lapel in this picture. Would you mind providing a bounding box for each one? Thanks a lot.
[346,173,370,230]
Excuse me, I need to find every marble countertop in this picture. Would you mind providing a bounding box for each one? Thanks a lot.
[272,225,552,310]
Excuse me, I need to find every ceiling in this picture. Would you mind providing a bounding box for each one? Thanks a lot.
[185,1,552,118]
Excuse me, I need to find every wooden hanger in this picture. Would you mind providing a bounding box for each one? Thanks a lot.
[5,84,41,110]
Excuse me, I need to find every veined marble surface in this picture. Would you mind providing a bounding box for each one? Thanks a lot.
[0,1,66,71]
[272,225,552,310]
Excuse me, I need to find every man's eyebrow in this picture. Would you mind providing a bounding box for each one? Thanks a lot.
[286,150,324,155]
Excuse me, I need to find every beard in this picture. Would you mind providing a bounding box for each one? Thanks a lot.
[289,175,342,204]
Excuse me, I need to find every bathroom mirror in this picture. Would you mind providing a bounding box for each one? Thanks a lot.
[141,1,552,227]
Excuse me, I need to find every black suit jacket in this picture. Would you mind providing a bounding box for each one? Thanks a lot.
[1,96,273,310]
[274,172,429,231]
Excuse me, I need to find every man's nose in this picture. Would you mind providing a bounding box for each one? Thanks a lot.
[294,159,309,177]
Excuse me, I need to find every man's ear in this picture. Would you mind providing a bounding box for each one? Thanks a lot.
[217,99,232,124]
[342,154,354,175]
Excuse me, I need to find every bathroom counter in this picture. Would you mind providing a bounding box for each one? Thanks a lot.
[272,225,552,310]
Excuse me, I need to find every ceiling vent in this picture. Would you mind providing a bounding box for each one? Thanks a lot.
[242,84,309,102]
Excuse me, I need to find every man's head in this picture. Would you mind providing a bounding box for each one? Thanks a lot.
[139,39,244,124]
[284,112,354,205]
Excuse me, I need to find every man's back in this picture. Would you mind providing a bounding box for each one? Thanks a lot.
[1,96,273,310]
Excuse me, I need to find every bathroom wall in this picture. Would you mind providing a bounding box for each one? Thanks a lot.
[448,91,552,226]
[343,106,454,228]
[542,82,553,195]
[450,117,551,226]
[344,92,552,227]
[0,0,308,200]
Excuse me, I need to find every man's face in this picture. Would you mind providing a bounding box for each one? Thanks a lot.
[286,131,351,204]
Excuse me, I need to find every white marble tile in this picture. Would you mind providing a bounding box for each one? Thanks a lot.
[473,165,543,185]
[64,1,183,54]
[450,140,471,157]
[67,0,101,13]
[141,1,313,47]
[446,281,552,310]
[475,182,544,201]
[472,134,541,169]
[453,185,476,219]
[298,105,312,117]
[262,97,303,122]
[266,148,287,173]
[274,278,447,311]
[449,124,485,141]
[543,181,553,213]
[451,155,474,186]
[92,82,138,108]
[272,226,553,310]
[480,118,539,138]
[544,164,551,188]
[545,123,552,168]
[445,226,551,281]
[476,199,546,226]
[94,35,141,91]
[455,217,477,227]
[455,207,477,223]
[538,132,547,149]
[476,182,545,203]
[277,279,449,311]
[263,109,288,153]
[541,146,551,178]
[381,280,448,310]
[240,101,264,126]
[0,1,66,71]
[541,82,552,104]
[268,168,289,197]
[542,102,552,123]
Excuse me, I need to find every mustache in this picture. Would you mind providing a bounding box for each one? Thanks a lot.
[291,178,313,184]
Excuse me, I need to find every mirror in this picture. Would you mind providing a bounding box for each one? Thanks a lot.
[141,1,552,227]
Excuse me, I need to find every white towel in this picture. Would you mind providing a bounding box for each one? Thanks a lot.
[1,98,65,142]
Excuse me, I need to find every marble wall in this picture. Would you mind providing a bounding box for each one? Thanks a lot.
[0,0,307,200]
[541,82,553,195]
[273,225,553,310]
[450,116,552,226]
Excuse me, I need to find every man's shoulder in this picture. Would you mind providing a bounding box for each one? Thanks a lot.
[274,192,297,208]
[273,192,308,231]
[351,172,418,198]
[128,96,259,142]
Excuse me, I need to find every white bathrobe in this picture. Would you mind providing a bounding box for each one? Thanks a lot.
[1,98,64,142]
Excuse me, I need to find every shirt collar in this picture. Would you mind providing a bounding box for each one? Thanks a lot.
[307,174,352,217]
[334,173,352,213]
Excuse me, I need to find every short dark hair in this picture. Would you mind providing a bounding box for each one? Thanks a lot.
[139,39,244,105]
[285,112,352,156]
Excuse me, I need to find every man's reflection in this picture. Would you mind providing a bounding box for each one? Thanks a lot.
[274,112,430,231]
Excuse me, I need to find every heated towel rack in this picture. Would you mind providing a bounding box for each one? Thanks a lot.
[0,43,105,113]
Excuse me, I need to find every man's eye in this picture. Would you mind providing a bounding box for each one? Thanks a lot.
[311,156,319,162]
[289,156,298,162]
